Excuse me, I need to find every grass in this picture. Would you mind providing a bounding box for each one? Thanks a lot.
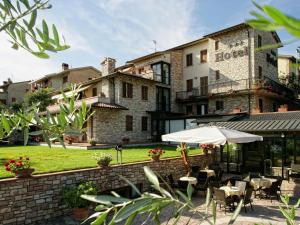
[0,145,202,179]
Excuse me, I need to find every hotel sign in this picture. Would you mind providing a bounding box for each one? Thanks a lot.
[215,47,248,62]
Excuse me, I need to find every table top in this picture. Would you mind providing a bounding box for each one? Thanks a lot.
[250,177,277,190]
[180,176,197,182]
[220,186,242,197]
[200,169,215,173]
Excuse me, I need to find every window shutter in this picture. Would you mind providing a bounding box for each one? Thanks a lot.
[122,82,126,97]
[129,83,133,98]
[126,115,133,131]
[141,116,148,131]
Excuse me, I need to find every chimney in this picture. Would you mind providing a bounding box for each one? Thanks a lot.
[62,63,69,71]
[278,104,288,112]
[101,57,116,76]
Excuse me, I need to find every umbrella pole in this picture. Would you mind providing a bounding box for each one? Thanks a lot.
[226,141,229,173]
[180,142,190,176]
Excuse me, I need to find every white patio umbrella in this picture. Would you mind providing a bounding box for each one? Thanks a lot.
[161,126,263,145]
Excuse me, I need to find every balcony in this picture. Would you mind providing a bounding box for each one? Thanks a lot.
[176,76,296,101]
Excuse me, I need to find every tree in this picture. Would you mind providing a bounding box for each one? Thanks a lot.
[0,86,92,147]
[246,1,300,48]
[23,87,54,111]
[0,0,70,58]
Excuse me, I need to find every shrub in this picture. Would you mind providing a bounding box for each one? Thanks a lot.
[63,181,98,209]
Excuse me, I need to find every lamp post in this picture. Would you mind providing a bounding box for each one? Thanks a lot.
[281,133,285,178]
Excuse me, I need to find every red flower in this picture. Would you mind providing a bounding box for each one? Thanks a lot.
[10,160,15,163]
[4,162,9,167]
[5,167,11,171]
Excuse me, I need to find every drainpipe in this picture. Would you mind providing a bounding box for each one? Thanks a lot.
[247,29,252,114]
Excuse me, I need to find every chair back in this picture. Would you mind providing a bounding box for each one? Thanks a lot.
[198,172,208,181]
[235,181,247,193]
[191,166,200,173]
[244,187,254,203]
[213,188,226,202]
[177,180,188,190]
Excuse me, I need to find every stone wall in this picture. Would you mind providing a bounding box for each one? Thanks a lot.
[0,154,211,225]
[170,50,183,113]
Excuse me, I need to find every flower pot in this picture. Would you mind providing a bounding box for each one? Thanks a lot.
[72,208,89,221]
[151,155,160,162]
[15,168,34,178]
[97,161,110,168]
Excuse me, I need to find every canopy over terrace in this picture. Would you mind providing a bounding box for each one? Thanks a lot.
[162,126,263,174]
[161,126,263,145]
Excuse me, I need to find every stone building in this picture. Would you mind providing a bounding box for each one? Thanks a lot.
[0,79,30,105]
[40,23,300,144]
[30,63,101,91]
[278,54,300,87]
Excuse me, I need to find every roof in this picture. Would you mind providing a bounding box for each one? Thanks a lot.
[45,96,127,114]
[31,66,101,84]
[278,54,297,62]
[125,23,282,64]
[191,113,247,123]
[213,119,300,132]
[208,111,300,132]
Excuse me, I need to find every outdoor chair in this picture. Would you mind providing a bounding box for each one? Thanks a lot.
[249,172,261,180]
[167,174,178,189]
[235,181,247,194]
[197,172,208,183]
[191,166,200,178]
[195,175,209,194]
[260,180,281,202]
[213,187,234,213]
[177,180,189,193]
[243,187,254,213]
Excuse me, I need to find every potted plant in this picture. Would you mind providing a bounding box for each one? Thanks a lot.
[148,147,165,162]
[4,157,34,178]
[93,153,113,168]
[63,181,98,221]
[200,144,214,155]
[89,138,97,147]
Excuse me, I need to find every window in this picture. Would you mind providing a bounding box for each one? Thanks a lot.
[216,100,224,110]
[200,50,208,63]
[92,88,97,96]
[12,97,16,103]
[122,82,133,98]
[156,87,170,112]
[138,68,144,74]
[186,79,193,92]
[126,115,133,131]
[215,41,219,50]
[258,66,262,79]
[215,70,220,80]
[259,99,263,112]
[141,116,148,131]
[186,105,193,115]
[197,104,208,115]
[186,53,193,66]
[258,35,262,48]
[63,75,68,84]
[151,62,170,84]
[141,86,148,100]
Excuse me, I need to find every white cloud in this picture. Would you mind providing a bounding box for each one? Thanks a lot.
[0,34,57,82]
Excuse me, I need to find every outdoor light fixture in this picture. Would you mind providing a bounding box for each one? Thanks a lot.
[115,145,123,164]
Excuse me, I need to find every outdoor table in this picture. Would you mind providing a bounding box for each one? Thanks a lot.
[180,176,197,185]
[220,186,242,197]
[250,177,277,190]
[200,169,216,177]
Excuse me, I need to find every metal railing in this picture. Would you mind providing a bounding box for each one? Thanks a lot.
[176,76,296,101]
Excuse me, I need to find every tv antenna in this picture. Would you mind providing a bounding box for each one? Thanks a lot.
[153,40,157,52]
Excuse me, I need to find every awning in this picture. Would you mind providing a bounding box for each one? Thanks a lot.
[212,119,300,132]
[51,85,92,100]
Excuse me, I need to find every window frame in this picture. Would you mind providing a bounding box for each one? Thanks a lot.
[215,41,219,50]
[216,100,224,111]
[200,50,208,63]
[186,53,193,66]
[122,82,133,98]
[92,87,97,97]
[186,79,193,92]
[125,115,133,131]
[62,75,68,84]
[141,86,148,100]
[215,70,220,80]
[141,116,148,131]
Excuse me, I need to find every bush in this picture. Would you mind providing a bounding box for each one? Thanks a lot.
[63,181,98,208]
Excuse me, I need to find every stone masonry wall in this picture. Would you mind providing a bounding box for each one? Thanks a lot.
[170,50,183,113]
[0,154,211,225]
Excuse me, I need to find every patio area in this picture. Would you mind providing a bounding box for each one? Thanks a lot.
[44,179,300,225]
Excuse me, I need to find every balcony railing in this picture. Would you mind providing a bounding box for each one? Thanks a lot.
[176,76,296,101]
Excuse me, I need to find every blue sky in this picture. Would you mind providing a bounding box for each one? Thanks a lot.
[0,0,300,82]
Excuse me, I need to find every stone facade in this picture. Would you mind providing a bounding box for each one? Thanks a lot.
[0,154,212,225]
[170,50,183,113]
[0,81,30,106]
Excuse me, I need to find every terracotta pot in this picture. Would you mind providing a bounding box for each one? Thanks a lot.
[72,208,89,221]
[15,168,34,178]
[151,155,160,162]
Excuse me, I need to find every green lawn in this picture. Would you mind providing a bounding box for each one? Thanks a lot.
[0,145,201,179]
